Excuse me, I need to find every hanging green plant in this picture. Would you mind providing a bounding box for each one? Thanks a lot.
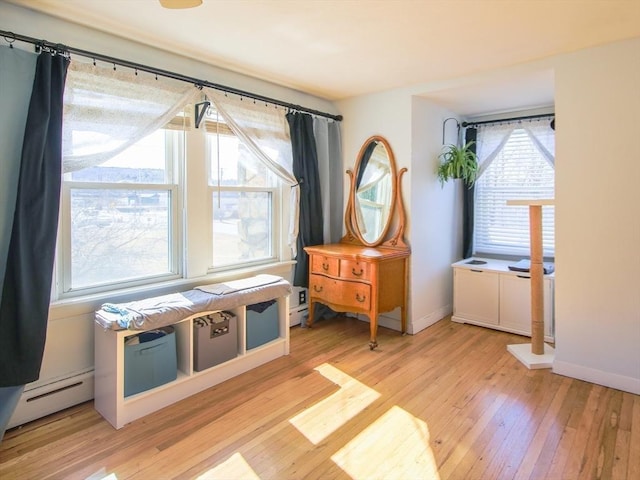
[437,141,479,188]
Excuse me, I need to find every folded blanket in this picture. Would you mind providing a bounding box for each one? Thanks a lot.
[95,275,291,331]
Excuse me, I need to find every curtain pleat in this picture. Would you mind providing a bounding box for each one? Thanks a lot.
[462,127,477,258]
[0,46,36,300]
[0,53,69,387]
[313,117,343,244]
[0,44,37,442]
[287,112,323,287]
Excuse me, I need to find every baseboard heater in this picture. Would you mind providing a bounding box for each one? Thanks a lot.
[7,369,94,430]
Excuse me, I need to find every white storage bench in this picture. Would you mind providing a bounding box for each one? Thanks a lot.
[94,275,291,429]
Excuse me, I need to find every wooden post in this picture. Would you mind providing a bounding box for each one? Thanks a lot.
[506,198,554,368]
[529,205,544,355]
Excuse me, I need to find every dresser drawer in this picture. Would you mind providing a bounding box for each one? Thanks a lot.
[339,259,371,281]
[309,274,371,310]
[310,255,339,276]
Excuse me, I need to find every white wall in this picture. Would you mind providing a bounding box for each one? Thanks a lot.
[409,98,462,332]
[553,38,640,393]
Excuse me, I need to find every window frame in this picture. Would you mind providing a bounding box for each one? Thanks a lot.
[57,129,184,298]
[205,123,282,273]
[208,184,281,273]
[54,106,288,301]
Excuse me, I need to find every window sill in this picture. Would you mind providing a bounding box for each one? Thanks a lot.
[49,260,295,321]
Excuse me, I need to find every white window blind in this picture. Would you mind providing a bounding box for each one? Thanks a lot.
[474,127,555,257]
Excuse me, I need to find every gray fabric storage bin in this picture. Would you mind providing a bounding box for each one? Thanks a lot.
[124,326,177,397]
[193,311,238,371]
[246,301,279,350]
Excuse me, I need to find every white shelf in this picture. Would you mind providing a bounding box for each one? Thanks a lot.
[94,295,290,429]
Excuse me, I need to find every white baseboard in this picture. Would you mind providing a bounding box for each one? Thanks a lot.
[289,305,308,327]
[376,313,401,332]
[409,304,451,334]
[553,360,640,395]
[355,305,451,335]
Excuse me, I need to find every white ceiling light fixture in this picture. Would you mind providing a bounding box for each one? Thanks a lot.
[159,0,202,9]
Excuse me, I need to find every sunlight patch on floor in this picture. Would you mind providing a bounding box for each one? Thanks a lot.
[331,405,440,480]
[84,470,117,480]
[289,363,381,444]
[196,452,260,480]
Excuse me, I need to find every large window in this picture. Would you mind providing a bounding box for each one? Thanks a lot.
[61,129,182,292]
[207,118,279,269]
[56,80,288,298]
[473,120,555,258]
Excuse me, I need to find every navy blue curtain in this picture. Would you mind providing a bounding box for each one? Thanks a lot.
[462,127,477,258]
[286,112,323,288]
[0,52,69,387]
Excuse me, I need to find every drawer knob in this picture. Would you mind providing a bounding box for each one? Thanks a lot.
[352,267,363,276]
[313,285,324,293]
[322,262,329,271]
[355,293,366,303]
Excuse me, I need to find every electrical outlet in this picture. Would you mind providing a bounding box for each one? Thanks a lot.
[298,289,307,305]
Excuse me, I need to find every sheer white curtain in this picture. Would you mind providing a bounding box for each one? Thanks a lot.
[62,60,199,173]
[205,89,300,252]
[475,117,555,177]
[476,123,515,178]
[524,119,555,167]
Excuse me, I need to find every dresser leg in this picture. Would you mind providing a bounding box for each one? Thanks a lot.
[306,300,315,328]
[369,316,378,350]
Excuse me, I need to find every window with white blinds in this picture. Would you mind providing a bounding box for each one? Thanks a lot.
[473,127,555,257]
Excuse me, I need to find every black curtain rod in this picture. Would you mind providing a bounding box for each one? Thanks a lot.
[462,112,553,128]
[0,29,343,122]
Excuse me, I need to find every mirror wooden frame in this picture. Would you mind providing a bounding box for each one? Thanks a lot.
[342,135,409,249]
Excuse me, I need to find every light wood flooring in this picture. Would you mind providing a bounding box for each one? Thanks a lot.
[1,316,639,479]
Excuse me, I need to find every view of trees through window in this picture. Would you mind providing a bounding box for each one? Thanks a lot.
[69,188,171,288]
[64,129,177,290]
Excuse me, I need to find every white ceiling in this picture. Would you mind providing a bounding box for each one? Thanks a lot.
[6,0,640,115]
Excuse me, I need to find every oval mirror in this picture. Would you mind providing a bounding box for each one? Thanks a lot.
[351,136,396,246]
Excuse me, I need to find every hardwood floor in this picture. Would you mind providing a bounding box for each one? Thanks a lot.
[1,316,638,479]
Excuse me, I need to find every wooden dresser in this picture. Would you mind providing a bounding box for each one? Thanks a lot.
[305,135,410,350]
[305,243,409,350]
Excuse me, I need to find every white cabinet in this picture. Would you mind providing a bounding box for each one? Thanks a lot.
[94,295,289,429]
[499,273,553,338]
[452,259,554,341]
[453,268,499,325]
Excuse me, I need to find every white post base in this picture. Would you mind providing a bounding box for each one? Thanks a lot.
[507,343,555,370]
